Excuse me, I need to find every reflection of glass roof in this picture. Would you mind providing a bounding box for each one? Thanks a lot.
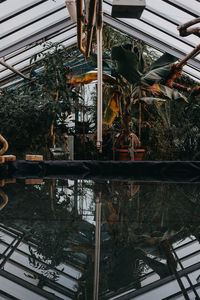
[0,0,200,85]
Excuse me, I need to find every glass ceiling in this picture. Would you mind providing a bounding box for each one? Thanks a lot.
[1,0,200,86]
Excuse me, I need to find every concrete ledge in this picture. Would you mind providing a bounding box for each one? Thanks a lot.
[0,160,200,182]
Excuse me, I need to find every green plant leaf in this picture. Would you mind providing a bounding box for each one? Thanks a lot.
[111,45,141,84]
[148,53,178,71]
[141,65,172,86]
[140,97,167,104]
[158,85,188,102]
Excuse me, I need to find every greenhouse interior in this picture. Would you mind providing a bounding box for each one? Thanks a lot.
[1,0,200,299]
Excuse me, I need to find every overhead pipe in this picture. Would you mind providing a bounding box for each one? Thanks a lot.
[0,59,31,81]
[76,0,98,57]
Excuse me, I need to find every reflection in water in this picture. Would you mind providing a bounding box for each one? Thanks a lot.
[0,188,8,211]
[0,180,200,299]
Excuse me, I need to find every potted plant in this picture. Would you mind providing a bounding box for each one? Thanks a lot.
[102,43,190,160]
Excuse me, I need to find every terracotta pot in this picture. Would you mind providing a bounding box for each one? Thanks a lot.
[116,148,145,161]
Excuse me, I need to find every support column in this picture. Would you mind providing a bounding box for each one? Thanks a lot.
[96,0,103,152]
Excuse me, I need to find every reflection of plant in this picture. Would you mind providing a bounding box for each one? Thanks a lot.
[91,181,200,295]
[26,247,60,282]
[1,180,200,297]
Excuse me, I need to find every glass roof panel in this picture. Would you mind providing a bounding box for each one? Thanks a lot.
[2,1,65,37]
[0,27,77,73]
[1,9,70,50]
[147,0,197,23]
[0,0,47,21]
[123,19,194,55]
[166,0,200,15]
[0,36,77,80]
[141,10,200,47]
[183,65,200,81]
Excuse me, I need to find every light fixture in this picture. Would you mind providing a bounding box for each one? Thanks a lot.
[112,0,146,19]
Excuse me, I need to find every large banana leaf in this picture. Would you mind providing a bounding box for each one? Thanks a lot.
[111,45,179,89]
[68,72,117,85]
[140,97,167,104]
[154,102,171,128]
[141,65,173,86]
[148,53,177,71]
[141,53,178,86]
[103,93,120,125]
[157,84,188,102]
[143,84,188,102]
[111,45,141,84]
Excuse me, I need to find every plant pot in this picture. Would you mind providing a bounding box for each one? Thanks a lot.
[116,148,145,161]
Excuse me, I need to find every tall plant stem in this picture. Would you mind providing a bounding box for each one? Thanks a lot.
[51,90,59,148]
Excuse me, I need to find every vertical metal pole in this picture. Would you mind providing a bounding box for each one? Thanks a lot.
[93,192,102,300]
[96,0,103,152]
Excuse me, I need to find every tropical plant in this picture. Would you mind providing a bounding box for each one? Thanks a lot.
[0,43,81,158]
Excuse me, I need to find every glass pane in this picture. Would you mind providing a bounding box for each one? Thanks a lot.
[1,9,70,50]
[43,286,72,300]
[10,250,78,291]
[147,0,197,24]
[176,240,200,259]
[0,0,42,20]
[0,275,47,300]
[124,18,194,54]
[183,65,200,81]
[4,261,39,285]
[141,10,200,47]
[1,27,77,70]
[2,1,66,37]
[168,0,200,14]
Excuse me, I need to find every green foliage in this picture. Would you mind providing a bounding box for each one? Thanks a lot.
[143,99,200,160]
[111,45,141,84]
[105,42,200,159]
[0,43,80,158]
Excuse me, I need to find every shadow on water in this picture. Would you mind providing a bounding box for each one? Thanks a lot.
[0,179,200,299]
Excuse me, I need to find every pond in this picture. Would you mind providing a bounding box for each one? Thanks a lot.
[0,179,200,300]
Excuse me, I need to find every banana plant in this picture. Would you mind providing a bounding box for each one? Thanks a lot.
[67,44,189,152]
[109,44,188,142]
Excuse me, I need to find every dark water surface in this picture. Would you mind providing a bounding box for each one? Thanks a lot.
[0,179,200,300]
